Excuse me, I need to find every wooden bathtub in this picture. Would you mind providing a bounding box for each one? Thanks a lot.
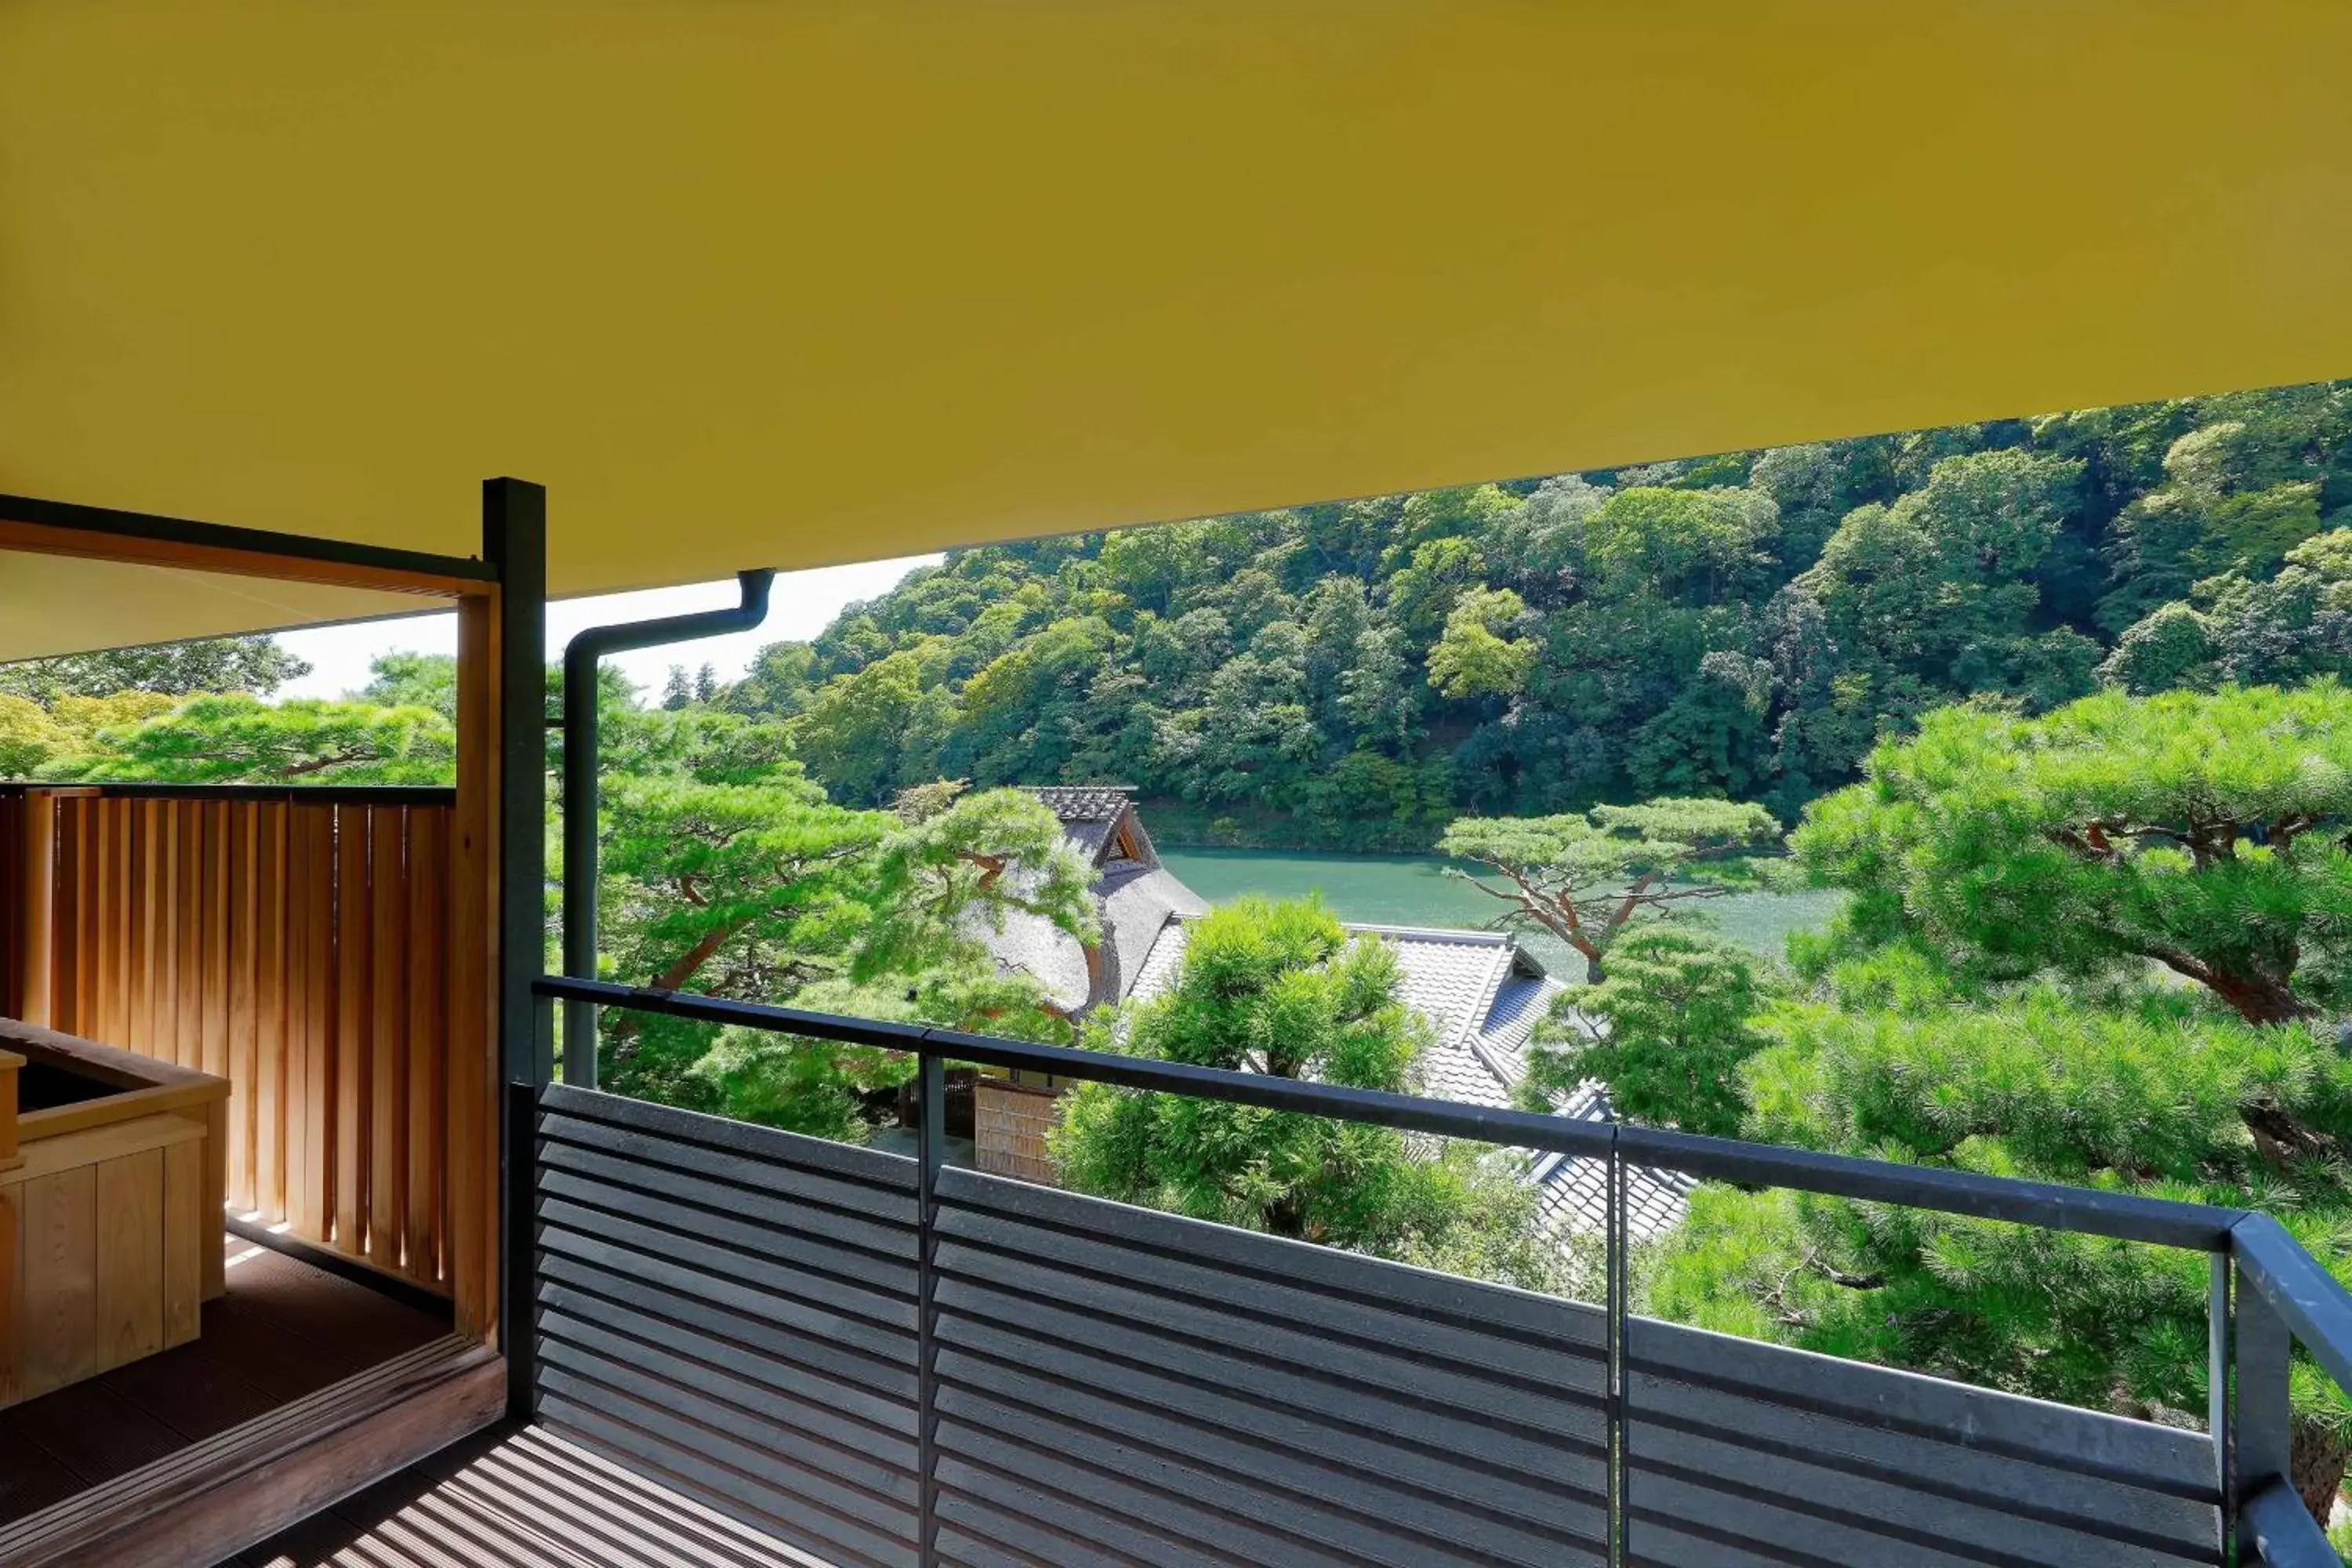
[0,1018,229,1408]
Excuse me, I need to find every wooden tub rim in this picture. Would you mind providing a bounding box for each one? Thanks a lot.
[0,1015,228,1144]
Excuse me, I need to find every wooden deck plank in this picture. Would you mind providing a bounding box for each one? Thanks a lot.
[0,1379,184,1485]
[230,1426,833,1568]
[0,1232,452,1527]
[0,1422,85,1523]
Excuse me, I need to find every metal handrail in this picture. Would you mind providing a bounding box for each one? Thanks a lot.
[534,973,2244,1247]
[530,971,2352,1565]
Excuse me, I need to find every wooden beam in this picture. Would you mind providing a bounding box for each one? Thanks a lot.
[0,515,491,599]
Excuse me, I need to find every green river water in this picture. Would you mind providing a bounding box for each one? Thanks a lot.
[1153,848,1842,970]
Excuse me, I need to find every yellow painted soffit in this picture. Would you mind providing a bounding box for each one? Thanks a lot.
[1,2,2349,652]
[0,556,423,665]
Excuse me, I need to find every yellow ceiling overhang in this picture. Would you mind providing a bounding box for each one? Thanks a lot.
[3,2,2351,659]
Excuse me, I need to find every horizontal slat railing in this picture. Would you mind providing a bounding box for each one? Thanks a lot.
[534,1084,922,1568]
[533,975,2352,1567]
[929,1164,1610,1566]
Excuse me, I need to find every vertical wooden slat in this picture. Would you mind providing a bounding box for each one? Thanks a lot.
[368,807,408,1276]
[93,1147,165,1367]
[132,800,157,1058]
[450,593,498,1339]
[200,1094,227,1300]
[0,793,19,1024]
[407,808,448,1287]
[20,1163,96,1399]
[335,804,369,1257]
[281,803,310,1236]
[291,804,335,1244]
[227,802,259,1214]
[93,800,121,1044]
[154,802,180,1067]
[0,1054,16,1174]
[255,801,289,1224]
[51,800,76,1034]
[60,803,83,1036]
[162,1138,203,1347]
[111,800,133,1044]
[0,1180,19,1405]
[176,800,204,1069]
[89,800,107,1042]
[201,801,230,1082]
[16,791,56,1028]
[82,801,101,1034]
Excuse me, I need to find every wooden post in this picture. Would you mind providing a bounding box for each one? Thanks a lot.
[448,593,496,1343]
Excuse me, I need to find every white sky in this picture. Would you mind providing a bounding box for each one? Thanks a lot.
[274,554,940,702]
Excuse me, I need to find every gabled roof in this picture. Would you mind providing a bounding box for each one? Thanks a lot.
[1028,786,1152,869]
[978,788,1200,1014]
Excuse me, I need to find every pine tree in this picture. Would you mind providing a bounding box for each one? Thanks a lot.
[1049,897,1559,1289]
[1795,681,2352,1023]
[1439,797,1780,980]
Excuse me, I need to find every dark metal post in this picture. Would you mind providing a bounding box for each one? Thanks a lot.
[2237,1269,2295,1559]
[916,1051,944,1567]
[2209,1254,2234,1555]
[1607,1132,1627,1568]
[485,477,549,1422]
[558,569,774,1087]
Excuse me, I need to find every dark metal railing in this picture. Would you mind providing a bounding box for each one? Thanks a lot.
[532,973,2352,1566]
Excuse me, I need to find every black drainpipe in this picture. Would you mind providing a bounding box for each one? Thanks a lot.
[559,569,775,1087]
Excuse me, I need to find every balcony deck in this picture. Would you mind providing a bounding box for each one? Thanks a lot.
[0,1234,448,1527]
[231,1425,818,1568]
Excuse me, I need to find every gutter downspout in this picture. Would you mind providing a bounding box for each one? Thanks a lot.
[559,569,775,1087]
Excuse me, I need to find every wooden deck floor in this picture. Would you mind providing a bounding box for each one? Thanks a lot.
[231,1425,826,1567]
[0,1234,449,1528]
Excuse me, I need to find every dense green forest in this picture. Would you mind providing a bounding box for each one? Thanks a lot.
[717,379,2352,846]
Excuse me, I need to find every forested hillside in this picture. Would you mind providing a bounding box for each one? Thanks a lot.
[721,381,2352,848]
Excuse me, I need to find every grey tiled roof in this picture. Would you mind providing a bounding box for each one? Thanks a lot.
[1476,972,1558,1074]
[1530,1083,1700,1244]
[971,788,1201,1012]
[1028,786,1138,823]
[1098,863,1207,1002]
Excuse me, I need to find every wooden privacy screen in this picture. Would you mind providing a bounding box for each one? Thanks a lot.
[9,789,459,1297]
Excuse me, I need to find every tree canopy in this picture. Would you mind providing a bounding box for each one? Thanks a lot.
[1048,896,1557,1288]
[1524,925,1780,1138]
[0,634,308,706]
[1794,682,2352,1023]
[1558,686,2352,1513]
[717,380,2350,848]
[1439,797,1779,979]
